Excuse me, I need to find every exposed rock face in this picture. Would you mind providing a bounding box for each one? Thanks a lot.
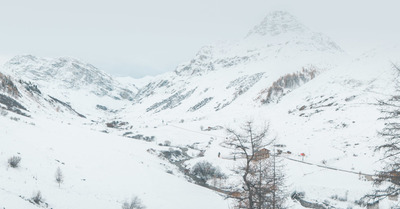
[0,72,20,97]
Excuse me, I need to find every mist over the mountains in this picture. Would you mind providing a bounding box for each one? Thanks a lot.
[1,0,400,78]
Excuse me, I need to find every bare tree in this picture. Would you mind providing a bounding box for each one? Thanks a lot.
[55,167,64,188]
[363,64,400,203]
[226,121,286,209]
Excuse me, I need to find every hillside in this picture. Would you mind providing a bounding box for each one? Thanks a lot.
[1,11,399,209]
[2,55,135,119]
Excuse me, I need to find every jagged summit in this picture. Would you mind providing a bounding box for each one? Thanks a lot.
[246,11,307,38]
[244,11,344,54]
[175,11,346,77]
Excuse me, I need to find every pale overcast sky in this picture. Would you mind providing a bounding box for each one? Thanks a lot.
[0,0,399,78]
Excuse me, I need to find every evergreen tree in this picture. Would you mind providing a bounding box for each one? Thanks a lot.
[363,64,400,203]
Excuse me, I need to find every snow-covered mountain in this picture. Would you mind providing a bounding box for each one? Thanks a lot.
[1,11,399,209]
[121,11,349,126]
[0,70,90,120]
[4,55,135,98]
[2,55,136,119]
[175,11,345,77]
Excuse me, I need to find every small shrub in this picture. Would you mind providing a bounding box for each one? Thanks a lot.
[10,117,20,121]
[331,191,348,202]
[55,167,64,187]
[128,134,155,142]
[291,191,305,200]
[122,196,146,209]
[191,161,225,183]
[143,136,155,142]
[161,149,188,162]
[8,156,21,168]
[32,191,43,204]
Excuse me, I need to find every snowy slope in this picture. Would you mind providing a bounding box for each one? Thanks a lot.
[2,55,135,119]
[0,70,90,120]
[1,11,400,209]
[110,12,399,208]
[119,11,349,127]
[112,44,399,208]
[0,116,228,209]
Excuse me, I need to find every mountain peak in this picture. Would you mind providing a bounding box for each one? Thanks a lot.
[246,11,307,38]
[174,11,346,77]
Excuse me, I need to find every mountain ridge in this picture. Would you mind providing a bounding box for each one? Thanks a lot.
[4,55,135,100]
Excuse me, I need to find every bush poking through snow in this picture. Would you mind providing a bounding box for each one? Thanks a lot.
[122,196,146,209]
[163,140,171,146]
[32,191,43,204]
[55,167,64,187]
[8,156,21,168]
[191,161,225,184]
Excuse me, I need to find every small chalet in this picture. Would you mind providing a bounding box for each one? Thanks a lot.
[254,148,270,161]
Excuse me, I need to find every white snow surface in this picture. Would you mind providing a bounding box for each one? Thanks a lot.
[0,117,228,209]
[1,11,400,209]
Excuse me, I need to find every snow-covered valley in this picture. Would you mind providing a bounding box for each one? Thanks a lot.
[1,11,399,209]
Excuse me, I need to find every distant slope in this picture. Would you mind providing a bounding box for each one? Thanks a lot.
[4,55,135,100]
[0,70,87,119]
[2,55,137,120]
